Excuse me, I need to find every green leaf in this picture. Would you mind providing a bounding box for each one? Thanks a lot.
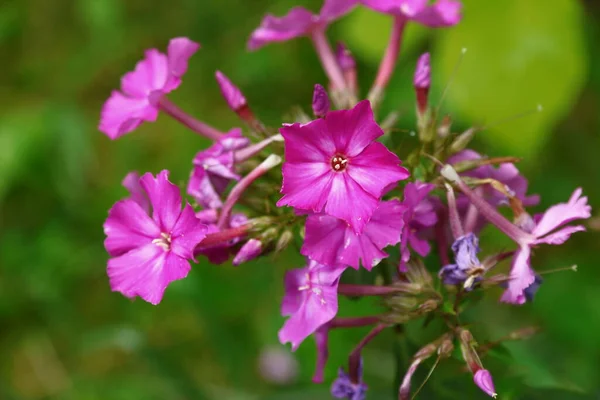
[435,0,587,157]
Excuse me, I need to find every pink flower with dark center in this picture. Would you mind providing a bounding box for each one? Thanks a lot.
[103,170,207,304]
[301,200,406,270]
[360,0,462,27]
[248,0,358,50]
[278,259,346,350]
[399,182,438,271]
[99,38,200,139]
[187,129,250,209]
[277,100,409,234]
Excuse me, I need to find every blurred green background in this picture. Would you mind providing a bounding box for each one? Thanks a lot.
[1,0,599,399]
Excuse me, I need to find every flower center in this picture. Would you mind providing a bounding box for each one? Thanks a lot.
[331,154,348,172]
[152,232,172,251]
[297,273,327,305]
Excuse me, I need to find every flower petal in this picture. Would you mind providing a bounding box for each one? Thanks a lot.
[99,91,157,139]
[122,172,150,214]
[280,120,334,163]
[140,170,183,232]
[248,7,316,50]
[167,37,200,82]
[500,245,534,305]
[533,188,591,239]
[104,199,160,257]
[170,203,207,260]
[412,0,462,27]
[278,162,334,212]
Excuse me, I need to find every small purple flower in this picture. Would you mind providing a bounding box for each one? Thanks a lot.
[215,71,247,112]
[278,100,409,234]
[278,259,346,350]
[439,233,482,288]
[103,170,207,304]
[301,200,406,270]
[473,369,497,398]
[99,38,200,139]
[194,209,248,264]
[331,361,367,400]
[501,188,591,304]
[360,0,462,27]
[187,128,250,209]
[312,84,331,118]
[233,238,263,266]
[399,181,438,271]
[248,1,358,50]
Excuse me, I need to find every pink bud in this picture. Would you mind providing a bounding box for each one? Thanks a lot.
[215,70,247,112]
[336,42,356,71]
[473,369,497,398]
[414,53,430,115]
[233,238,263,265]
[312,84,330,118]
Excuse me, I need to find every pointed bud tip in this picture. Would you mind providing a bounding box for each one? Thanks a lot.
[312,84,330,118]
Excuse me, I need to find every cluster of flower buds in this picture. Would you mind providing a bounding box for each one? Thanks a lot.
[99,0,591,398]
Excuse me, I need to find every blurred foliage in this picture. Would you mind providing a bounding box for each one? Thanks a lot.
[1,0,599,399]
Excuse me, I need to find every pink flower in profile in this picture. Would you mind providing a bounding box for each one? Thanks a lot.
[500,188,591,304]
[99,38,199,139]
[248,0,358,50]
[187,129,250,209]
[103,170,207,304]
[278,100,409,233]
[399,182,438,271]
[278,259,346,350]
[360,0,462,27]
[302,200,406,270]
[215,71,247,113]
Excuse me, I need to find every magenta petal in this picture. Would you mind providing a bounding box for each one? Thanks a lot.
[140,170,183,232]
[282,268,308,316]
[280,121,334,163]
[167,37,200,80]
[104,199,160,257]
[408,234,431,257]
[99,91,157,139]
[500,246,534,305]
[170,203,207,260]
[325,100,384,157]
[215,71,247,111]
[122,172,150,214]
[324,173,380,234]
[312,325,330,383]
[532,188,591,239]
[121,49,168,97]
[278,162,334,211]
[248,7,316,50]
[347,142,409,197]
[302,214,348,267]
[412,0,462,27]
[535,225,586,246]
[320,0,359,21]
[361,0,427,16]
[473,369,497,398]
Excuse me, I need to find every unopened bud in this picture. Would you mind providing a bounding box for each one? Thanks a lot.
[215,71,247,113]
[248,216,277,231]
[312,84,330,118]
[414,343,438,360]
[386,296,419,311]
[507,326,540,341]
[275,230,294,254]
[474,369,497,398]
[414,53,431,116]
[457,328,482,373]
[437,337,454,358]
[437,115,452,140]
[417,299,439,314]
[405,259,433,286]
[233,238,263,265]
[259,227,279,244]
[450,127,477,153]
[336,42,357,95]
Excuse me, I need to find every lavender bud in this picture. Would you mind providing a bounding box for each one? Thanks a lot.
[233,239,262,265]
[312,84,330,118]
[473,369,497,398]
[215,71,247,112]
[414,53,431,115]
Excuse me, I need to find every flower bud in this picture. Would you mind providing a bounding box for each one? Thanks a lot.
[449,127,476,153]
[336,42,357,94]
[275,229,294,254]
[474,369,497,398]
[312,84,330,118]
[215,71,247,112]
[414,53,430,116]
[437,115,452,140]
[233,238,262,265]
[437,336,454,358]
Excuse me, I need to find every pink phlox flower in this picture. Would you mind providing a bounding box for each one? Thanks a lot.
[194,208,248,264]
[99,38,200,139]
[103,170,207,305]
[399,181,438,271]
[360,0,462,27]
[277,100,409,234]
[278,259,347,350]
[187,128,250,209]
[248,0,358,50]
[501,188,591,304]
[301,200,406,270]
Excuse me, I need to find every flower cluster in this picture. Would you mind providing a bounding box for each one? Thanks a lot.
[99,1,591,398]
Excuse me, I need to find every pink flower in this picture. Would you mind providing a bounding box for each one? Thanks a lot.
[473,369,497,398]
[99,38,200,139]
[301,200,406,270]
[194,209,248,264]
[360,0,462,27]
[103,170,207,304]
[399,182,438,271]
[187,129,250,209]
[233,238,263,265]
[501,188,591,304]
[277,100,409,233]
[278,259,346,350]
[248,1,358,50]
